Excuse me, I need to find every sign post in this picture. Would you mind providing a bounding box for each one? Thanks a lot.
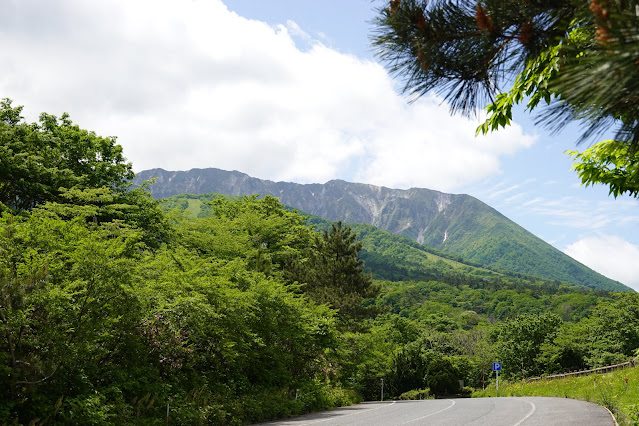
[482,364,485,391]
[493,362,502,392]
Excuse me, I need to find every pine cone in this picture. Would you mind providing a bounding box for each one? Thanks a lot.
[590,0,611,42]
[416,9,428,30]
[475,6,495,33]
[390,0,400,15]
[519,21,534,46]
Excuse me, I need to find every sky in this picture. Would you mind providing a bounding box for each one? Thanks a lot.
[2,0,639,290]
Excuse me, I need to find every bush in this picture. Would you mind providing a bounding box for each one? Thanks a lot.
[426,358,460,395]
[398,388,431,400]
[459,386,474,397]
[297,380,361,413]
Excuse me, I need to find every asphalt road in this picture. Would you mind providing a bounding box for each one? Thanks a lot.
[256,397,615,425]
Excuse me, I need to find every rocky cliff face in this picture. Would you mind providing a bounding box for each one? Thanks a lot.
[134,168,470,246]
[133,167,627,291]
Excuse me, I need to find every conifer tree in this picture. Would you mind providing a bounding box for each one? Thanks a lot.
[372,0,639,197]
[303,221,379,321]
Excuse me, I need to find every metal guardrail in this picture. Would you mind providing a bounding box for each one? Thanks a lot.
[526,358,638,383]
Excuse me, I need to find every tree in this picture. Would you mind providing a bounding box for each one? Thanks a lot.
[372,0,639,196]
[0,209,147,422]
[302,222,380,321]
[567,140,639,198]
[489,312,562,378]
[0,99,133,210]
[180,195,315,276]
[387,343,432,396]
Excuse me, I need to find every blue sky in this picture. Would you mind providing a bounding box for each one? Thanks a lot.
[2,0,638,289]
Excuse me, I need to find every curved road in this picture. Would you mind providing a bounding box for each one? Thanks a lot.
[256,397,615,425]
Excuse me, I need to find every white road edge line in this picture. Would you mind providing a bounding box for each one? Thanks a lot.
[603,405,619,426]
[400,399,456,424]
[302,401,397,425]
[512,400,536,426]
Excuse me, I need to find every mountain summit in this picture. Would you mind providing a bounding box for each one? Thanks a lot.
[134,167,628,291]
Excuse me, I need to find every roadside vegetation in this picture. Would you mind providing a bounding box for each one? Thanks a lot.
[474,365,639,425]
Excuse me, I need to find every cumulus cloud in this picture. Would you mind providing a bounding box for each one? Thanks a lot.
[565,235,639,291]
[0,0,535,191]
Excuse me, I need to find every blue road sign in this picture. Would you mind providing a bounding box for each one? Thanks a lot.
[493,362,502,371]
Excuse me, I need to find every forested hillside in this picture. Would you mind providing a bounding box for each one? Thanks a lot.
[135,169,627,291]
[162,193,616,322]
[3,101,639,424]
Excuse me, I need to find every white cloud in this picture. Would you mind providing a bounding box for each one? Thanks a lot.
[522,196,543,206]
[0,0,535,192]
[520,196,639,231]
[285,20,311,40]
[491,184,525,198]
[565,235,639,291]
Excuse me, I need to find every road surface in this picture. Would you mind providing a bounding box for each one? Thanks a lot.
[256,397,615,425]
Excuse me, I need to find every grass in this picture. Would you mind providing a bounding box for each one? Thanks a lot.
[185,198,203,217]
[473,367,639,425]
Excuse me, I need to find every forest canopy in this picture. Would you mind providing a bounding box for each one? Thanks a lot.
[1,100,639,424]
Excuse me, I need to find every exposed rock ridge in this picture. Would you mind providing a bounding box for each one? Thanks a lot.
[136,168,457,242]
[132,167,629,292]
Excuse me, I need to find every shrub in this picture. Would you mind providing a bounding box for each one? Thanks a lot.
[398,388,431,400]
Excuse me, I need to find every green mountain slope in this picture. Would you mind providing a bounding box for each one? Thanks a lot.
[417,195,620,290]
[159,192,619,323]
[159,192,629,292]
[138,169,629,292]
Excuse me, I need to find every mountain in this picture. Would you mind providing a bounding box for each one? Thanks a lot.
[134,168,629,292]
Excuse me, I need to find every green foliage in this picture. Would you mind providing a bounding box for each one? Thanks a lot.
[376,279,607,323]
[0,209,148,423]
[372,1,639,198]
[3,186,638,422]
[0,99,133,210]
[387,343,433,396]
[353,198,625,292]
[179,194,314,277]
[474,367,639,426]
[152,190,639,408]
[426,357,461,395]
[0,178,354,423]
[160,192,240,218]
[584,293,639,365]
[300,221,380,322]
[158,187,628,292]
[490,313,562,379]
[4,101,639,424]
[398,388,430,400]
[568,140,639,198]
[476,43,560,136]
[351,222,504,281]
[538,322,590,374]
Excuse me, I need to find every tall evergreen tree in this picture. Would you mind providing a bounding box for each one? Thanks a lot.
[304,222,379,321]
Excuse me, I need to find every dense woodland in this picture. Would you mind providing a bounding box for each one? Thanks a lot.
[1,100,639,424]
